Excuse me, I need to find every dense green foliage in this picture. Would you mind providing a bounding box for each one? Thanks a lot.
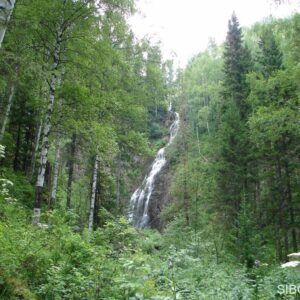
[163,13,300,299]
[0,1,300,299]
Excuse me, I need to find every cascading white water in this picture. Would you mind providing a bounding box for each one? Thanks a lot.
[129,104,180,228]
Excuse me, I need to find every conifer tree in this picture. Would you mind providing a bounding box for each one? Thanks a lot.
[217,14,252,249]
[258,30,283,77]
[222,13,250,118]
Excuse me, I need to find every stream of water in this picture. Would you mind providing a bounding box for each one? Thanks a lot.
[128,104,180,228]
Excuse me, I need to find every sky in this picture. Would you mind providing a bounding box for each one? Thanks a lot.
[129,0,300,67]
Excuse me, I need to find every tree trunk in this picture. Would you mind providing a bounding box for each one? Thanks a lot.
[182,103,189,226]
[116,154,121,210]
[0,0,16,48]
[276,158,289,261]
[270,171,283,262]
[49,132,61,208]
[23,122,35,173]
[28,120,43,180]
[48,68,64,207]
[0,83,15,141]
[66,133,76,209]
[116,173,120,209]
[183,163,189,226]
[13,122,21,170]
[88,155,99,236]
[284,161,298,252]
[276,226,283,262]
[33,24,63,224]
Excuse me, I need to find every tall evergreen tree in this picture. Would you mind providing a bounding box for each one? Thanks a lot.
[217,14,255,266]
[258,29,283,77]
[222,13,250,118]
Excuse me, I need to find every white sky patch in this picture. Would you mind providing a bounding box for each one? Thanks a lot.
[129,0,300,66]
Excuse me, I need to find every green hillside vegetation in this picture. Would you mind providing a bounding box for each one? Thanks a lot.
[0,1,300,299]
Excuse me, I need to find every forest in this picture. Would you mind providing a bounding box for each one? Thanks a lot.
[0,0,299,299]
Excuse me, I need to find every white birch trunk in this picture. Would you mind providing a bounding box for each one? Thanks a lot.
[49,133,61,206]
[48,66,65,206]
[0,83,15,141]
[88,155,99,236]
[33,24,63,224]
[0,0,16,48]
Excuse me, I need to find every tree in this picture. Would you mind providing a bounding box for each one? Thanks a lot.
[222,13,250,118]
[248,67,300,260]
[258,29,282,77]
[0,84,15,141]
[0,0,15,48]
[32,0,99,223]
[88,154,99,236]
[217,13,251,224]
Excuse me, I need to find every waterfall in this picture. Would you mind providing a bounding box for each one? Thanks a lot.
[129,104,180,228]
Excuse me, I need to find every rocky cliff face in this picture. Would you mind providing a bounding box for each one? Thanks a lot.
[147,114,178,230]
[147,162,172,230]
[128,109,179,230]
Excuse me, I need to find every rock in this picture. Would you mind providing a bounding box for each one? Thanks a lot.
[288,252,300,258]
[281,261,300,268]
[147,162,172,230]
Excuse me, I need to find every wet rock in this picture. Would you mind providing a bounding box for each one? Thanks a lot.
[147,162,172,230]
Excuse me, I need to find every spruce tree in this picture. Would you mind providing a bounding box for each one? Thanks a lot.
[222,13,250,118]
[258,29,283,77]
[217,14,253,262]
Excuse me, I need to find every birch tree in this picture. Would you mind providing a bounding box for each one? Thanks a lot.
[0,83,15,141]
[88,154,99,236]
[49,132,61,207]
[33,0,95,224]
[0,0,15,48]
[33,11,64,224]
